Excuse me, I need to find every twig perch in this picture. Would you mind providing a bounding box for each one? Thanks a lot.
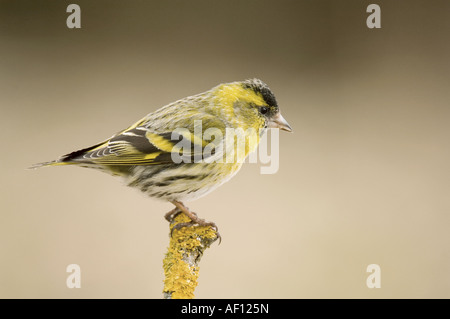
[163,211,219,299]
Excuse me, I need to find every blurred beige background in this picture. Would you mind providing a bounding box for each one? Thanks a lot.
[1,0,449,298]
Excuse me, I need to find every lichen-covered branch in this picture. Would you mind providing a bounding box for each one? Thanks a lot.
[163,213,219,299]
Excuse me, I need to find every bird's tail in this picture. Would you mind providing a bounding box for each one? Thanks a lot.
[28,159,72,169]
[28,141,107,170]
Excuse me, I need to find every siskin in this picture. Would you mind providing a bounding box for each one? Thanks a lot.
[31,79,292,232]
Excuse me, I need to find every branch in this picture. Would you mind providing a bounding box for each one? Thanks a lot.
[162,212,219,299]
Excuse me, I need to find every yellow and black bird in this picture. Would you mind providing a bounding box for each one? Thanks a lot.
[31,79,292,232]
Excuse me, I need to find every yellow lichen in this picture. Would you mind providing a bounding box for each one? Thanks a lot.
[162,213,218,299]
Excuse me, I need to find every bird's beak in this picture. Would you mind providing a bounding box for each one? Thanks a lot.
[268,112,292,132]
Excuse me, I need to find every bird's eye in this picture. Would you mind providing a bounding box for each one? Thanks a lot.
[259,106,269,115]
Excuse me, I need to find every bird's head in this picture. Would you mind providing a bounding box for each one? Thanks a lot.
[213,78,292,133]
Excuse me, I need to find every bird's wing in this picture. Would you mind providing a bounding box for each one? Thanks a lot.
[61,115,226,166]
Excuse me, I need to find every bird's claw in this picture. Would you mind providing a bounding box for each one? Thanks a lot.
[164,208,182,223]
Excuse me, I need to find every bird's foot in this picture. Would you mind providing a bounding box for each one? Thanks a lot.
[169,201,221,244]
[164,207,182,222]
